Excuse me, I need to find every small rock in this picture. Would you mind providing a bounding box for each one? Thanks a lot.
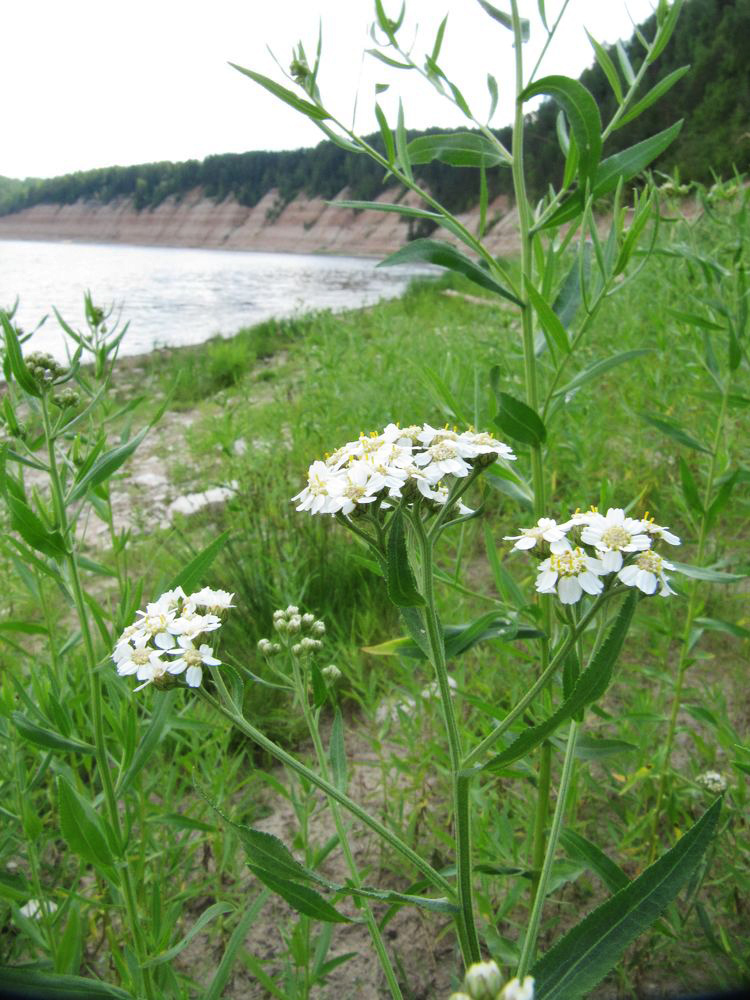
[232,438,248,456]
[166,483,238,519]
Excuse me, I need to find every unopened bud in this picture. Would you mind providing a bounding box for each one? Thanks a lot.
[257,638,273,655]
[312,620,326,636]
[273,609,286,620]
[301,613,316,627]
[287,615,302,633]
[286,605,299,616]
[500,977,534,1000]
[291,643,303,656]
[273,618,289,633]
[464,961,503,1000]
[322,664,342,683]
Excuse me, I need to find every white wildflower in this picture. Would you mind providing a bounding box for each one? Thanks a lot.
[618,549,678,596]
[168,610,222,639]
[641,513,681,546]
[292,460,338,514]
[536,547,606,604]
[580,507,651,572]
[190,587,235,613]
[19,899,57,920]
[166,637,221,688]
[504,517,569,553]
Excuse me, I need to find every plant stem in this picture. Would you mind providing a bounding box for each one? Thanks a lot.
[41,396,155,999]
[198,686,454,897]
[517,720,579,978]
[412,512,481,965]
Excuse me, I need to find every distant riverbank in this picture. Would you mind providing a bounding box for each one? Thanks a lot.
[0,186,522,259]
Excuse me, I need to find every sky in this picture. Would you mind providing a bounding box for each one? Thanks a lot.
[2,1,657,180]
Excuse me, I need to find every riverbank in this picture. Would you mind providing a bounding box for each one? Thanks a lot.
[0,185,522,258]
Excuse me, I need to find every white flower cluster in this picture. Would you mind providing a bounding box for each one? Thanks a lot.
[113,586,234,690]
[697,770,727,794]
[505,507,681,605]
[449,960,534,1000]
[292,423,515,516]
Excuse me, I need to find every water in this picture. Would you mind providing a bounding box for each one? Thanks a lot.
[0,240,434,361]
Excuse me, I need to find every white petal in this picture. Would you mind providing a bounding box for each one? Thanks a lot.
[601,550,622,573]
[635,569,657,594]
[558,576,583,604]
[185,665,203,687]
[618,565,639,586]
[579,571,604,595]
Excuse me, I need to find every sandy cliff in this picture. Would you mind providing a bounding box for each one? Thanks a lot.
[0,187,520,258]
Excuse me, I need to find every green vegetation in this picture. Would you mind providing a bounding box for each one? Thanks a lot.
[2,0,748,219]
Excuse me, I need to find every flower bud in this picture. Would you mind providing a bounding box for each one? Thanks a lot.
[464,961,503,1000]
[291,643,303,656]
[273,609,286,620]
[257,638,273,655]
[312,620,326,636]
[302,613,316,627]
[287,615,302,634]
[273,618,288,633]
[300,636,318,651]
[500,976,534,1000]
[322,664,342,683]
[448,994,473,1000]
[286,605,300,616]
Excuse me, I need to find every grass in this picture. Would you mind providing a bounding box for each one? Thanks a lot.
[0,201,748,997]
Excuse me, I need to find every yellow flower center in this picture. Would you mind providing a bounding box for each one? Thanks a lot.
[601,525,631,549]
[636,550,662,573]
[550,547,587,577]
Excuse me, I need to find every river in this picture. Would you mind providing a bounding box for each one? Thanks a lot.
[0,239,434,361]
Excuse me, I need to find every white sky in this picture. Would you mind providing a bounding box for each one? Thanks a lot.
[2,1,657,180]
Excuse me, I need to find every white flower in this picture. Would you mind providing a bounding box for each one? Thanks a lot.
[113,636,169,676]
[19,899,57,920]
[536,547,606,604]
[326,460,388,514]
[697,770,727,794]
[130,608,177,648]
[501,977,534,1000]
[618,549,677,596]
[463,960,503,999]
[560,507,599,530]
[580,507,651,572]
[414,437,473,482]
[292,460,339,514]
[168,610,222,639]
[458,429,516,463]
[190,587,235,613]
[166,637,221,688]
[422,481,475,515]
[641,513,681,546]
[504,517,569,553]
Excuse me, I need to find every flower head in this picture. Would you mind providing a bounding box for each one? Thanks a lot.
[697,770,727,794]
[580,507,651,572]
[536,547,606,604]
[617,549,677,596]
[463,960,503,999]
[504,517,569,554]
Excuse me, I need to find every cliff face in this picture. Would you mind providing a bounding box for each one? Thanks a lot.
[0,187,520,258]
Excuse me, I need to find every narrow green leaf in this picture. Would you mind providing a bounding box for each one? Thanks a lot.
[585,31,622,103]
[205,893,269,1000]
[541,121,683,230]
[57,777,116,870]
[0,620,48,636]
[362,617,541,658]
[165,531,230,593]
[669,561,746,584]
[143,902,234,967]
[487,73,499,120]
[116,691,174,795]
[527,283,569,354]
[493,391,547,446]
[648,0,685,63]
[476,0,529,39]
[667,307,723,332]
[615,40,635,85]
[559,830,629,894]
[618,66,690,127]
[386,508,425,607]
[0,312,41,397]
[330,708,348,793]
[239,825,314,882]
[395,99,413,182]
[484,593,637,770]
[68,427,150,504]
[230,64,330,120]
[249,868,352,923]
[344,883,458,915]
[0,968,132,999]
[679,457,703,515]
[374,103,396,165]
[406,132,505,168]
[431,14,448,62]
[333,199,441,224]
[568,734,638,760]
[379,239,523,306]
[694,616,750,641]
[12,713,95,755]
[521,76,602,186]
[5,490,68,558]
[532,799,722,999]
[555,349,654,399]
[639,412,710,453]
[366,49,411,70]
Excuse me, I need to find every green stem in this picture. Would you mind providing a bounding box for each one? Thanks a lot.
[198,687,453,897]
[517,720,579,978]
[647,381,730,862]
[529,742,552,904]
[412,513,481,965]
[41,396,154,999]
[291,661,404,1000]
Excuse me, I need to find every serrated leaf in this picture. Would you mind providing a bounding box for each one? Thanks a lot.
[249,869,352,923]
[386,508,424,607]
[0,312,41,397]
[521,76,602,186]
[493,391,546,446]
[532,799,721,999]
[230,64,330,120]
[379,239,522,306]
[483,594,636,771]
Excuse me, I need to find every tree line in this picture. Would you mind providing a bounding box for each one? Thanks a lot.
[1,0,747,219]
